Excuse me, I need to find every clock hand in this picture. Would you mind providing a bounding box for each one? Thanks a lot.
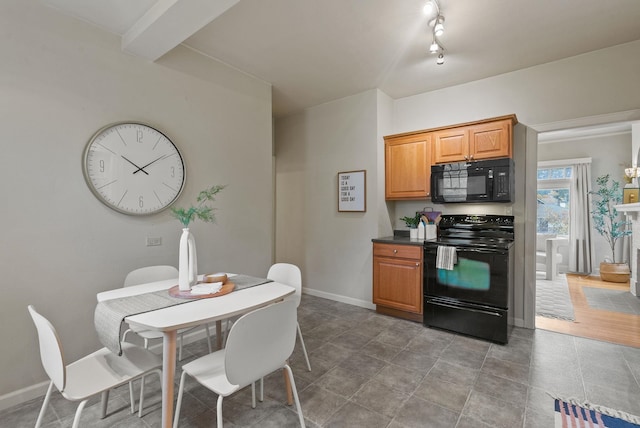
[121,155,149,175]
[133,154,169,174]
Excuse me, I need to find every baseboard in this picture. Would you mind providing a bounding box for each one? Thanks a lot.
[302,288,376,310]
[0,380,50,412]
[511,317,526,328]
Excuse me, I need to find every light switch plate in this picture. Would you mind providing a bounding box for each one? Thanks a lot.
[146,237,162,246]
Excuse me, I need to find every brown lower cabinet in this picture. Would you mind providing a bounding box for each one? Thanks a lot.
[372,242,423,322]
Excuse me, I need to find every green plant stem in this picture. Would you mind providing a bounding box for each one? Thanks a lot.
[170,184,226,227]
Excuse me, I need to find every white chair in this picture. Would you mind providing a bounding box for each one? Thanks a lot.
[222,263,311,372]
[535,234,568,280]
[266,263,311,372]
[121,265,212,361]
[173,299,305,428]
[28,305,162,428]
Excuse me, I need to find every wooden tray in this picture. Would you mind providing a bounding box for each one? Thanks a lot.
[168,282,235,299]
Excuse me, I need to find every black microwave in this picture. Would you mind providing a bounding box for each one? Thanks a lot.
[431,158,514,203]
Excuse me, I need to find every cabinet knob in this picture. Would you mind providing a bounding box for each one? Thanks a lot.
[393,249,397,253]
[416,263,419,267]
[469,154,474,160]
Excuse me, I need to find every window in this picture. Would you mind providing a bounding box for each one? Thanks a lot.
[537,166,571,236]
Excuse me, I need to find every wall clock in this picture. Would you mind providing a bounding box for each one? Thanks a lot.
[82,122,186,215]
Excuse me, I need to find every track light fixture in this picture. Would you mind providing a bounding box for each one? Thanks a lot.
[434,15,445,37]
[425,0,446,65]
[429,39,440,54]
[423,0,440,17]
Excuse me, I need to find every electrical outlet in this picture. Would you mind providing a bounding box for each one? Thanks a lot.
[146,237,162,246]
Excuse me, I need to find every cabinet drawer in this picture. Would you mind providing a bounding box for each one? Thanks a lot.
[374,243,422,259]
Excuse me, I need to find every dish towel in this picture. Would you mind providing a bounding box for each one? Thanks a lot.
[436,246,457,270]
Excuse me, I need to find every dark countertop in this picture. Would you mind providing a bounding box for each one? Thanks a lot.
[371,236,427,247]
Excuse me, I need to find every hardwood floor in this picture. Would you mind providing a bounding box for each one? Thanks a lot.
[536,273,640,348]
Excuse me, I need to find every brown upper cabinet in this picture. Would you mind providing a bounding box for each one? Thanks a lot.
[384,115,517,200]
[433,117,515,164]
[384,132,431,200]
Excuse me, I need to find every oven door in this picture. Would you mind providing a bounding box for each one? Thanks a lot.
[424,244,511,309]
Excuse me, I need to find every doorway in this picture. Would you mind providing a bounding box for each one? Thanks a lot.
[532,112,640,345]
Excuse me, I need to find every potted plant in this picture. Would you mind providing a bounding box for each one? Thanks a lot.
[171,184,226,290]
[590,174,632,282]
[400,214,420,239]
[400,214,420,228]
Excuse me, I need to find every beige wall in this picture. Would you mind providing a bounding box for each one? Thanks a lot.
[0,1,273,406]
[274,90,387,306]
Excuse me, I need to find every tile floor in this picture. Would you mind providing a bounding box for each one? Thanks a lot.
[4,294,640,427]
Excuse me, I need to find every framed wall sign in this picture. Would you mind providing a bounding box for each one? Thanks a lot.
[338,170,366,212]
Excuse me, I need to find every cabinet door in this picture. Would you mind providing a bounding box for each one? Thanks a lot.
[373,255,422,314]
[433,128,469,163]
[468,119,511,160]
[385,134,431,200]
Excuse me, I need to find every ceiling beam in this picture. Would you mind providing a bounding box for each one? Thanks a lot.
[122,0,240,61]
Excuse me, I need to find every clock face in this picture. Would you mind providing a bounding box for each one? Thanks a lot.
[83,122,186,215]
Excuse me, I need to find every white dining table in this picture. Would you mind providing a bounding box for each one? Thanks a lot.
[96,276,295,428]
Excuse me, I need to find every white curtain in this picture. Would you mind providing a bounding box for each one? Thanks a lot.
[569,162,593,273]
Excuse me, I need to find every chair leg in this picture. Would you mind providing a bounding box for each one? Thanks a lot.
[173,371,188,428]
[284,365,306,428]
[35,381,54,428]
[138,376,145,417]
[129,381,135,414]
[259,378,264,402]
[71,400,89,428]
[178,332,183,361]
[222,319,232,347]
[251,382,256,409]
[297,323,311,371]
[100,390,108,418]
[205,324,212,353]
[216,395,224,428]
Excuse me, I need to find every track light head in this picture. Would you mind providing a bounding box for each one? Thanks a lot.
[423,0,439,17]
[437,53,444,65]
[434,16,445,36]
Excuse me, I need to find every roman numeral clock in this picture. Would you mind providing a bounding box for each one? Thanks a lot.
[82,122,186,215]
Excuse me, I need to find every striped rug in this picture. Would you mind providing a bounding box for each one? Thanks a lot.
[555,398,640,427]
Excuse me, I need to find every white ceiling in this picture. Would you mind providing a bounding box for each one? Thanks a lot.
[42,0,640,118]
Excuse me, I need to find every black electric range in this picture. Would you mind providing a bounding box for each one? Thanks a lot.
[423,214,515,343]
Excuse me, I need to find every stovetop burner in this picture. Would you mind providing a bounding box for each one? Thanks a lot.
[425,214,515,250]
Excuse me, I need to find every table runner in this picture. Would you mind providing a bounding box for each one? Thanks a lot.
[95,274,272,355]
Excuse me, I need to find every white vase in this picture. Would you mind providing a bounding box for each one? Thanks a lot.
[178,228,198,291]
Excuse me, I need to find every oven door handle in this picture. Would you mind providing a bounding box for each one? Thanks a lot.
[431,300,502,317]
[455,247,508,255]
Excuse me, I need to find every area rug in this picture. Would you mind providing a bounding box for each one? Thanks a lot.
[582,287,640,316]
[536,274,575,321]
[554,397,640,427]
